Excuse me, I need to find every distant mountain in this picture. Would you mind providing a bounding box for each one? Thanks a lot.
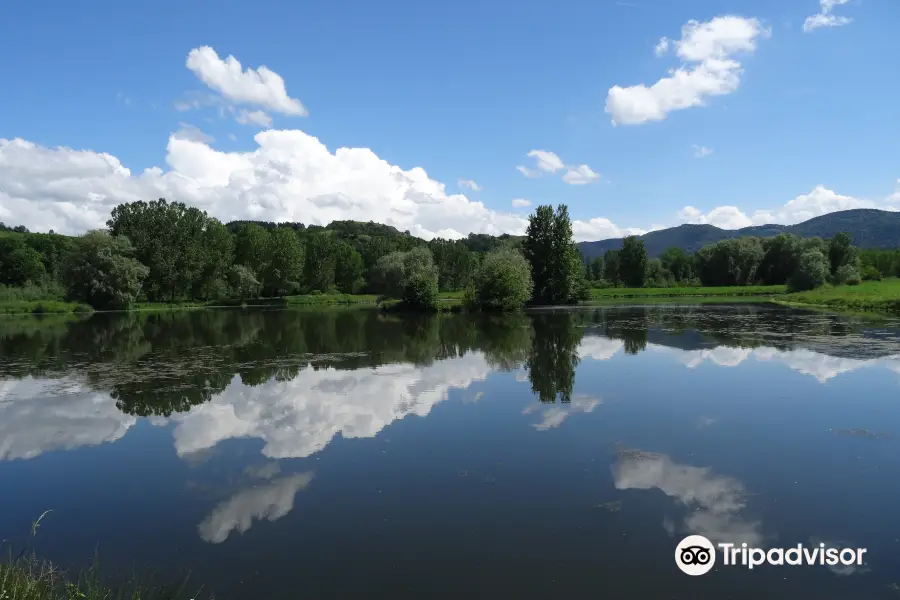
[578,209,900,259]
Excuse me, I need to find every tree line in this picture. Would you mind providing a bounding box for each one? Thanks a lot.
[0,199,589,312]
[1,198,898,312]
[584,231,877,291]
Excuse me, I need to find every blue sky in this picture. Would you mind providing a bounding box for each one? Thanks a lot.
[0,0,897,240]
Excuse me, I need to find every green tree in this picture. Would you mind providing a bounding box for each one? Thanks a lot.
[263,227,304,296]
[788,249,829,292]
[644,258,666,287]
[303,233,337,293]
[526,312,583,403]
[603,250,620,286]
[234,223,271,280]
[759,234,802,285]
[0,246,46,285]
[334,241,365,293]
[618,236,647,288]
[107,199,228,301]
[228,264,260,299]
[588,257,604,282]
[695,237,764,286]
[465,248,533,311]
[659,247,693,283]
[63,231,149,309]
[522,204,589,304]
[373,247,439,310]
[827,232,859,277]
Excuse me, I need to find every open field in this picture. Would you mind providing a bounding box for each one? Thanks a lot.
[779,279,900,313]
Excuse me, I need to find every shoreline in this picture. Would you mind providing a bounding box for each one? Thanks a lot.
[1,281,897,317]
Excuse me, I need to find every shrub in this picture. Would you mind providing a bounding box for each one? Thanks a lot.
[833,264,861,286]
[861,265,882,281]
[787,249,829,292]
[466,248,533,312]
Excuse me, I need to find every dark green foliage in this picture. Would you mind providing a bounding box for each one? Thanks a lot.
[787,249,830,292]
[62,231,149,309]
[373,247,440,310]
[618,236,647,287]
[107,199,232,302]
[465,248,533,311]
[861,265,882,281]
[603,250,620,286]
[0,246,46,285]
[428,238,478,291]
[333,241,365,293]
[827,232,859,276]
[263,227,304,296]
[523,205,589,304]
[695,237,764,286]
[659,247,693,283]
[303,233,337,293]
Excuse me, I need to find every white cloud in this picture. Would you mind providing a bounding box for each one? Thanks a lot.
[185,46,307,116]
[803,0,853,32]
[606,16,770,125]
[0,133,640,242]
[678,185,899,230]
[0,377,135,461]
[228,133,237,142]
[578,338,624,361]
[173,123,215,144]
[235,109,273,128]
[511,198,531,208]
[458,178,481,191]
[525,393,600,430]
[572,217,647,241]
[198,472,314,543]
[562,165,601,185]
[613,449,763,545]
[647,343,900,384]
[654,37,670,57]
[692,144,713,158]
[526,150,565,173]
[170,353,493,459]
[516,165,540,178]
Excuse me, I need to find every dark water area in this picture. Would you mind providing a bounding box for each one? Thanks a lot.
[2,304,900,599]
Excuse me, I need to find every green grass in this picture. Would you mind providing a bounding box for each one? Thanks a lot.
[589,285,787,299]
[0,300,93,315]
[782,279,900,313]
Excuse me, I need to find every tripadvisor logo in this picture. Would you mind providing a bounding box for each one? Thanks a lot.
[675,535,867,576]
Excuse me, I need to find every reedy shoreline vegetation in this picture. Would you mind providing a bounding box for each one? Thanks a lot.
[0,199,898,315]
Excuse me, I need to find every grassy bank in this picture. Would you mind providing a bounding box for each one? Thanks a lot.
[779,279,900,313]
[589,285,787,299]
[0,300,93,315]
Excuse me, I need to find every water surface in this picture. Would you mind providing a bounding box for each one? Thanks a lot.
[2,305,900,599]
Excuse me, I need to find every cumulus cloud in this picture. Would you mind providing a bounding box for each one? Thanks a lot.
[606,16,770,125]
[692,144,713,158]
[198,472,314,543]
[654,37,670,57]
[524,393,600,430]
[170,353,494,459]
[0,377,135,461]
[0,133,641,242]
[185,46,307,116]
[562,165,601,185]
[511,198,531,208]
[613,449,763,545]
[458,179,481,191]
[526,150,565,173]
[648,343,900,384]
[578,338,625,361]
[803,0,853,32]
[235,109,273,128]
[678,185,899,230]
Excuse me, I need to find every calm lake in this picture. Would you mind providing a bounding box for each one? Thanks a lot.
[2,305,900,599]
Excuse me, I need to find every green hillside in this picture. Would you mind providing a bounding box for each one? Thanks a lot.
[578,209,900,259]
